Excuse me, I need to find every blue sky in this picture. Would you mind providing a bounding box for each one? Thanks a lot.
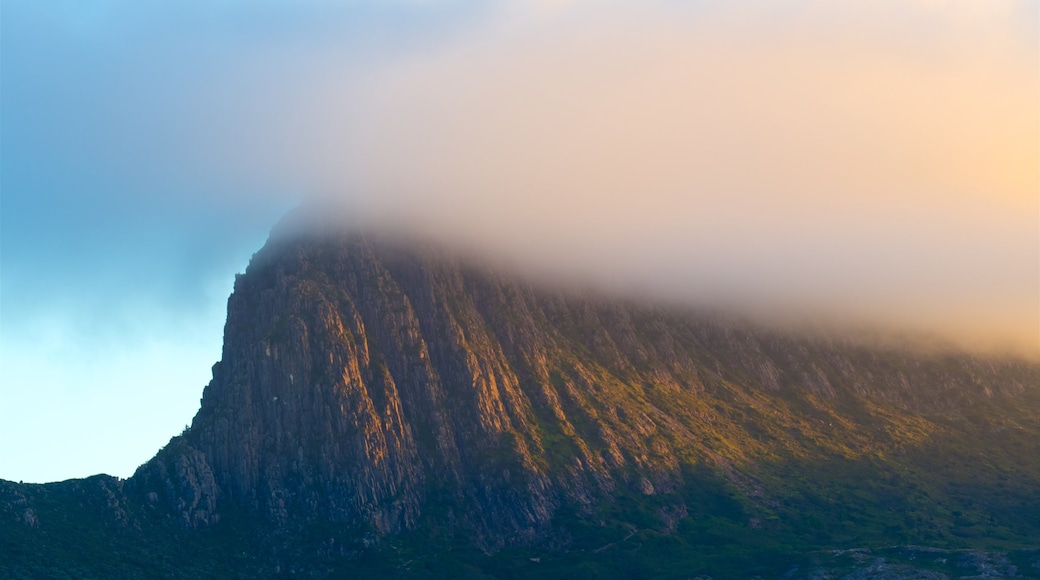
[2,0,1037,483]
[2,0,496,483]
[0,4,273,482]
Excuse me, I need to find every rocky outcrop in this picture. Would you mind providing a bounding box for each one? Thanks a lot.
[132,440,220,527]
[126,213,1039,549]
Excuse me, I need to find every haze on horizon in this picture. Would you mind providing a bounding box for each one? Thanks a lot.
[1,0,1037,483]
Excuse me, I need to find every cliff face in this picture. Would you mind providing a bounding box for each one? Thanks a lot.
[127,217,1040,549]
[4,215,1040,577]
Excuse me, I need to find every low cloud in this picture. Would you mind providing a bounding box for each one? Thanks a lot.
[7,0,1038,356]
[293,1,1037,356]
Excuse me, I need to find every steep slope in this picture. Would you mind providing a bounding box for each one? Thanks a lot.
[3,214,1039,577]
[136,217,1039,541]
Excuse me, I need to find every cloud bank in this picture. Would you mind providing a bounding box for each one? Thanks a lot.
[6,0,1038,354]
[235,0,1039,355]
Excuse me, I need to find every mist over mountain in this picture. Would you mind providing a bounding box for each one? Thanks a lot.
[3,211,1038,578]
[5,0,1036,487]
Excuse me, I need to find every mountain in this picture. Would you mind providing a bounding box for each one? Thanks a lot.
[3,212,1040,578]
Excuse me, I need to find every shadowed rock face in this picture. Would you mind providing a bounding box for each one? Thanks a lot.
[128,215,1040,550]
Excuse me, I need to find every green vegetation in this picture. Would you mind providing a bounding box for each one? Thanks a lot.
[4,438,1039,578]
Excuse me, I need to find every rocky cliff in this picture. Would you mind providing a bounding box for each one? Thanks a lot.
[126,212,1040,551]
[4,212,1040,577]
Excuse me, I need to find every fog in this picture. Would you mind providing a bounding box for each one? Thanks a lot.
[263,1,1039,356]
[7,0,1039,357]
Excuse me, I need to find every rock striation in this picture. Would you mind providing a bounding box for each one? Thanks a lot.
[126,211,1040,550]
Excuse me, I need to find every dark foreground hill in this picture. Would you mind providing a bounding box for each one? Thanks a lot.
[3,213,1040,578]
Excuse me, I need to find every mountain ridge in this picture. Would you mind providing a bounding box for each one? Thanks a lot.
[3,215,1039,577]
[136,220,1040,542]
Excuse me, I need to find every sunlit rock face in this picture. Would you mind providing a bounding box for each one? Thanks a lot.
[131,210,1039,549]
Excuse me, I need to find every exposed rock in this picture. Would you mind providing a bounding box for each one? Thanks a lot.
[2,211,1040,579]
[120,215,1039,550]
[21,508,38,529]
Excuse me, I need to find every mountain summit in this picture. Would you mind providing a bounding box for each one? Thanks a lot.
[4,213,1040,577]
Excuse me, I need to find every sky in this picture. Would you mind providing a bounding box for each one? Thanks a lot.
[1,0,1037,483]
